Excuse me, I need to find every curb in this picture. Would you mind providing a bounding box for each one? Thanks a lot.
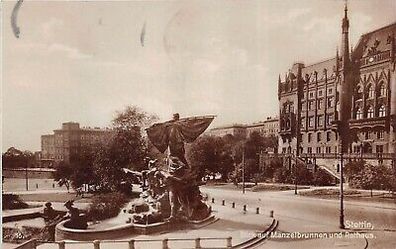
[232,218,279,249]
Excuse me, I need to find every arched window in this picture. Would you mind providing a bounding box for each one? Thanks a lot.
[285,119,290,128]
[289,103,294,113]
[379,83,386,97]
[367,106,374,118]
[356,108,363,120]
[367,84,374,98]
[379,105,386,117]
[355,85,363,100]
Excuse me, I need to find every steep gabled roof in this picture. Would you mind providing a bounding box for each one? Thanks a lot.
[354,22,396,60]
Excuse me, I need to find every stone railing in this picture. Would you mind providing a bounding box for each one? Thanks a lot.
[33,237,233,249]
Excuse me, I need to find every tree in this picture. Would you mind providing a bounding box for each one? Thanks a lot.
[188,135,234,181]
[355,164,391,196]
[53,162,73,192]
[54,147,97,192]
[2,147,36,169]
[262,135,278,152]
[69,147,97,191]
[92,105,158,192]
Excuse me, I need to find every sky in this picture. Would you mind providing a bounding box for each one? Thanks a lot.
[2,0,396,152]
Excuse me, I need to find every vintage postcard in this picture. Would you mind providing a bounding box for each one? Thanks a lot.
[1,0,396,248]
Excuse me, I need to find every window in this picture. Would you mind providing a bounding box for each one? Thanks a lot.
[317,115,324,126]
[308,116,314,127]
[317,132,322,142]
[365,131,370,140]
[309,92,314,98]
[308,133,312,143]
[355,85,363,100]
[307,147,312,154]
[309,100,315,110]
[316,147,321,154]
[327,114,334,125]
[317,99,323,110]
[376,145,384,154]
[326,146,332,153]
[327,97,334,108]
[377,130,384,139]
[326,131,331,142]
[356,108,363,119]
[379,105,386,117]
[289,103,294,113]
[283,103,289,113]
[301,118,305,129]
[301,101,306,111]
[379,83,386,97]
[318,90,323,97]
[328,88,333,95]
[367,84,374,98]
[367,106,374,118]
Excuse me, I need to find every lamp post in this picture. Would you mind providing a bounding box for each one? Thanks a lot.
[294,157,298,195]
[339,146,345,229]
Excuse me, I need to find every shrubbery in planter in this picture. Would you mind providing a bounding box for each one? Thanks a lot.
[2,194,29,210]
[86,192,129,221]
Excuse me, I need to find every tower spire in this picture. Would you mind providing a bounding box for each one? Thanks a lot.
[341,0,350,68]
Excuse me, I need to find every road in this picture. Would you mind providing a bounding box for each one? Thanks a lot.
[202,186,396,249]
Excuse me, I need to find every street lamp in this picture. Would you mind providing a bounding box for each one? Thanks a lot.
[339,147,345,229]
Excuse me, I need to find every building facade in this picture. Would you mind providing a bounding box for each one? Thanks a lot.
[207,117,279,139]
[246,117,279,138]
[206,124,248,139]
[41,122,114,166]
[278,5,396,167]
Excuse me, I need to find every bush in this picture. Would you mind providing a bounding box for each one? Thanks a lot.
[273,167,293,183]
[86,192,129,221]
[313,168,334,186]
[2,194,29,210]
[348,163,393,192]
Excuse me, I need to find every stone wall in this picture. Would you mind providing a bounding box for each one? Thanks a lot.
[2,168,55,179]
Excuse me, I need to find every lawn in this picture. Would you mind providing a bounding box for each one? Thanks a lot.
[204,182,311,192]
[300,188,396,204]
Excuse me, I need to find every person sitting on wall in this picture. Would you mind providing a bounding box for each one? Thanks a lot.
[63,200,88,229]
[42,202,63,241]
[43,202,59,222]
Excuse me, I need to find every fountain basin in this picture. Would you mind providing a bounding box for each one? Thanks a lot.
[55,215,217,241]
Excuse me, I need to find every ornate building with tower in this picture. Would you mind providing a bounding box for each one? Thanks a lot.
[278,5,396,169]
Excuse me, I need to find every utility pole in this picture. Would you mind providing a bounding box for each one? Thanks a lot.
[25,163,29,191]
[242,144,246,194]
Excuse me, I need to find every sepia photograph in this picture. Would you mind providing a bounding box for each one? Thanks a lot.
[1,0,396,248]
